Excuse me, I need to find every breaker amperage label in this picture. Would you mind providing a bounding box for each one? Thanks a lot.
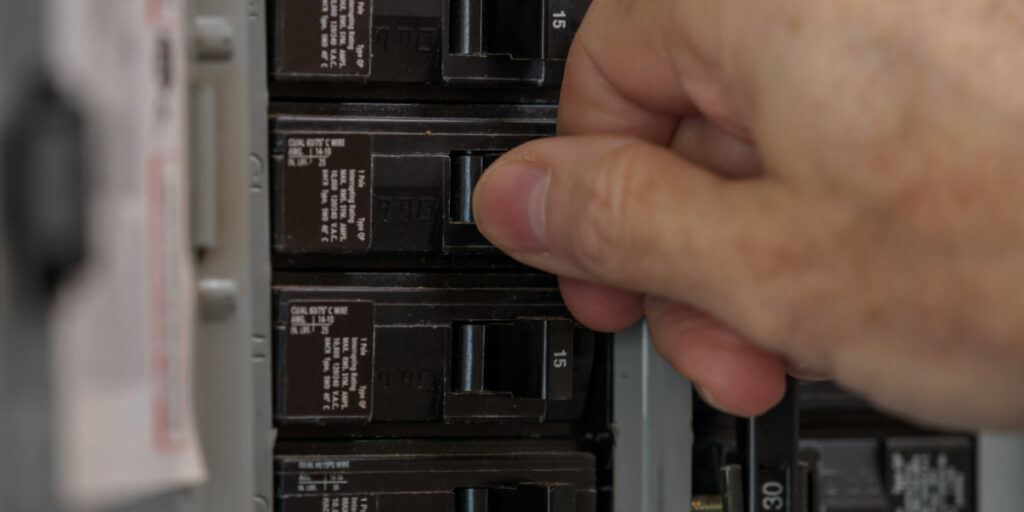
[282,134,372,251]
[284,302,374,419]
[279,0,372,76]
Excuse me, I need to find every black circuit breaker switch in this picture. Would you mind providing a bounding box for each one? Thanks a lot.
[457,484,576,512]
[447,0,585,62]
[446,318,575,422]
[449,0,485,56]
[271,0,590,87]
[447,152,500,250]
[442,0,541,85]
[451,319,575,400]
[450,0,544,60]
[273,274,599,427]
[449,153,489,224]
[271,104,554,270]
[737,379,801,512]
[482,1,544,60]
[442,0,589,85]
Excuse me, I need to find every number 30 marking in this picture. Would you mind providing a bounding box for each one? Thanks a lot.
[761,481,785,511]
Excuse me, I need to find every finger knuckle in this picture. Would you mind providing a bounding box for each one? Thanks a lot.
[569,142,656,278]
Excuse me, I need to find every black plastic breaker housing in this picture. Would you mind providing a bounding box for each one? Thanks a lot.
[268,3,611,512]
[273,272,612,439]
[271,103,556,270]
[798,381,940,437]
[797,436,975,512]
[275,440,597,512]
[690,385,978,511]
[269,0,590,101]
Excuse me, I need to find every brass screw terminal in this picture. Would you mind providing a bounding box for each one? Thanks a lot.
[690,494,724,512]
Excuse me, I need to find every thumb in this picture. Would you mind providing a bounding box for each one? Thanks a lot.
[472,134,795,343]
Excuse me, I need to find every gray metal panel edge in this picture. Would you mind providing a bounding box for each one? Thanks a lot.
[246,0,274,508]
[614,322,694,512]
[189,0,256,509]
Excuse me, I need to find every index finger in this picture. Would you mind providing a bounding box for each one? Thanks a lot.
[558,0,743,140]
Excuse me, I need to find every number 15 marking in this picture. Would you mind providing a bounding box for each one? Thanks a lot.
[552,10,567,29]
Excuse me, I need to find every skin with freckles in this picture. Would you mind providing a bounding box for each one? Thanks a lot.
[472,0,1024,428]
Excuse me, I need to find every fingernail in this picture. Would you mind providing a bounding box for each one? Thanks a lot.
[786,360,831,381]
[693,383,722,411]
[473,162,550,253]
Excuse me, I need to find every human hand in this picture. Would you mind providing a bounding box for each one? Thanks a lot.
[473,0,1024,428]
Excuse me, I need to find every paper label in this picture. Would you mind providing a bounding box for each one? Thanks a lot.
[48,0,205,509]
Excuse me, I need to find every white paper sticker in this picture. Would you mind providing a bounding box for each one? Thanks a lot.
[47,0,205,509]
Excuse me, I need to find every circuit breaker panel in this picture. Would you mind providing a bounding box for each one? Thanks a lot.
[259,2,977,512]
[0,0,1013,509]
[265,2,612,511]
